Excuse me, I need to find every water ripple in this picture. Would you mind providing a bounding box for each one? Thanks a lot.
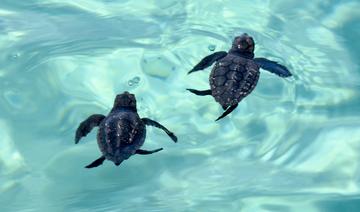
[1,0,360,211]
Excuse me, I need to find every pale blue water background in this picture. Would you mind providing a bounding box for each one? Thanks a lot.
[1,0,360,211]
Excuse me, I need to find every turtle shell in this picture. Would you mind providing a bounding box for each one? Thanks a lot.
[97,111,146,162]
[209,54,260,108]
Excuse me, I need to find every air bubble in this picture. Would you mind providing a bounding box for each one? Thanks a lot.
[128,76,141,87]
[11,53,20,59]
[208,44,216,51]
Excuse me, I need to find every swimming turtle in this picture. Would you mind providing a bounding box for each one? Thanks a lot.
[187,33,292,121]
[75,91,177,168]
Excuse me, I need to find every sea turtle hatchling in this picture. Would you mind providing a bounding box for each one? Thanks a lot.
[187,33,292,121]
[75,91,177,168]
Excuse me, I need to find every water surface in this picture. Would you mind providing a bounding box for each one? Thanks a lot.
[1,0,360,211]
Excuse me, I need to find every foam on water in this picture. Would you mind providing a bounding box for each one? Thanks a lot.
[0,0,360,211]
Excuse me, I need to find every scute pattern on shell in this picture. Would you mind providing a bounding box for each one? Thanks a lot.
[209,54,260,108]
[97,112,146,161]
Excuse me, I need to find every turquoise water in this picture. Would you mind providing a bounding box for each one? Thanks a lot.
[1,0,360,211]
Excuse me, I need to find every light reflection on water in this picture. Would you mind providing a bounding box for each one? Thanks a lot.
[0,0,360,211]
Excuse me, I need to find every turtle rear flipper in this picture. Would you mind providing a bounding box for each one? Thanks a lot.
[186,89,211,96]
[142,118,177,142]
[254,57,292,77]
[215,104,238,121]
[188,51,227,74]
[75,114,105,144]
[85,156,106,169]
[136,148,163,155]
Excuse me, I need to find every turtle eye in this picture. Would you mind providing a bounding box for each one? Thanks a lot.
[240,40,248,48]
[246,38,253,45]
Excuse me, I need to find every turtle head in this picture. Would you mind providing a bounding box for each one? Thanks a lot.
[113,91,137,110]
[231,33,255,55]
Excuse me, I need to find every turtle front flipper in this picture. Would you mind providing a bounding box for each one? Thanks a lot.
[141,118,177,143]
[188,51,227,74]
[85,156,106,169]
[75,114,105,144]
[136,148,163,155]
[215,104,238,121]
[186,89,211,96]
[254,57,292,77]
